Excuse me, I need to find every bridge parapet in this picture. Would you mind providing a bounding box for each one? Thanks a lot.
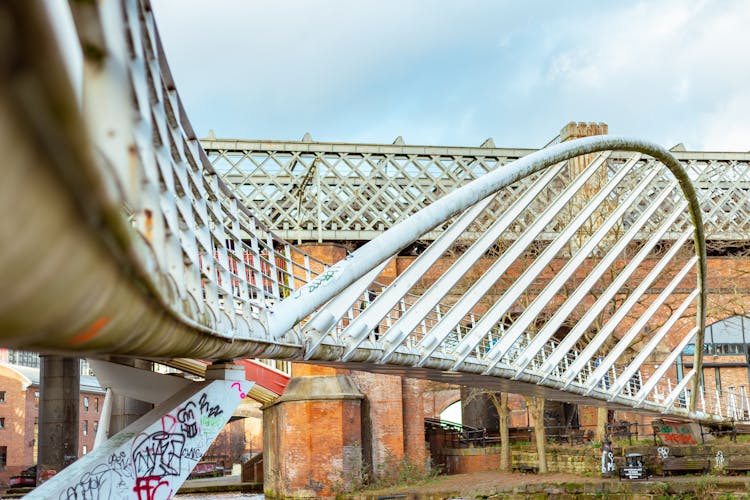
[205,138,750,244]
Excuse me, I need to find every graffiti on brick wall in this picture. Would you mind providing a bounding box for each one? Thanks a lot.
[653,419,697,445]
[51,380,249,500]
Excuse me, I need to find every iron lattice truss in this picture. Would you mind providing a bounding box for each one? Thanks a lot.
[8,0,750,428]
[205,141,750,247]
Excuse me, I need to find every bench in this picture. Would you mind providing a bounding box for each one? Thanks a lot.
[661,457,709,475]
[725,456,750,474]
[512,464,538,474]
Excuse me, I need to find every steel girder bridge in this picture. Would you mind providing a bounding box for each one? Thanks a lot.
[2,0,748,497]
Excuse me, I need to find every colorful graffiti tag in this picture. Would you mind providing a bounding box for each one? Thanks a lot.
[28,379,251,500]
[652,419,698,445]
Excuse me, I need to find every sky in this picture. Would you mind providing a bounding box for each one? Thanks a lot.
[151,0,750,151]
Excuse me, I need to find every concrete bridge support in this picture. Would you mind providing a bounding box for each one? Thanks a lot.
[37,355,80,483]
[28,362,252,499]
[107,358,154,434]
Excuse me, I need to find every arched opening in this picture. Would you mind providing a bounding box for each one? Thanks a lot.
[440,400,462,424]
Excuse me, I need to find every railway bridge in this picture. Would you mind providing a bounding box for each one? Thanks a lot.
[2,1,750,497]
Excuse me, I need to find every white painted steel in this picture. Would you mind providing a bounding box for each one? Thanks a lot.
[559,234,694,388]
[417,155,611,369]
[488,155,657,373]
[511,179,680,375]
[662,369,695,412]
[337,197,497,362]
[477,156,638,374]
[607,291,699,399]
[4,0,727,427]
[303,261,390,359]
[379,162,566,364]
[210,143,750,243]
[582,258,697,392]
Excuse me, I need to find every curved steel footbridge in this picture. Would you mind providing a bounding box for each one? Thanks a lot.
[3,1,750,496]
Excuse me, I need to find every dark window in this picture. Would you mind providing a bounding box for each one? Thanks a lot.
[715,367,722,396]
[0,446,6,470]
[93,421,98,434]
[714,343,744,355]
[83,396,89,411]
[83,420,88,436]
[34,391,39,408]
[0,418,4,429]
[0,391,5,403]
[95,398,99,413]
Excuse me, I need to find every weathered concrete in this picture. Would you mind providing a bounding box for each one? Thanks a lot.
[107,357,154,434]
[37,355,79,483]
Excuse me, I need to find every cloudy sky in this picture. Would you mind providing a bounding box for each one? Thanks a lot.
[151,1,749,151]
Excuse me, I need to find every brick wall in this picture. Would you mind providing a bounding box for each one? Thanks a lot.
[349,371,405,476]
[0,365,109,485]
[263,376,363,498]
[78,392,102,456]
[280,244,750,495]
[0,366,31,484]
[422,382,460,419]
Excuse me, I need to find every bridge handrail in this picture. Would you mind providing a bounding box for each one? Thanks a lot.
[4,0,719,423]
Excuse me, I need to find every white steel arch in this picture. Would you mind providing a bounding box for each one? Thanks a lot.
[0,0,725,425]
[5,1,746,497]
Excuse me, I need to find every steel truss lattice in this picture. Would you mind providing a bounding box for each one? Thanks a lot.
[3,0,746,428]
[205,140,750,244]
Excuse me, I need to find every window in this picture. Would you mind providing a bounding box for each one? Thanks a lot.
[95,398,99,413]
[34,391,39,408]
[8,351,39,368]
[715,367,722,396]
[82,445,87,455]
[0,391,5,403]
[83,421,88,437]
[0,446,6,470]
[83,396,89,411]
[93,421,98,434]
[0,418,4,429]
[714,343,744,355]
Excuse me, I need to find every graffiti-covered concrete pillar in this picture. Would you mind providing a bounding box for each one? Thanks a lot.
[27,363,252,499]
[37,355,80,483]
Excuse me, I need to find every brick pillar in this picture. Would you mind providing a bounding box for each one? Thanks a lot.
[349,371,404,480]
[402,377,427,470]
[263,375,363,497]
[37,355,79,483]
[559,121,609,251]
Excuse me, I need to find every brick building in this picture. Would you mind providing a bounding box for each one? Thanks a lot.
[0,364,104,485]
[680,315,750,415]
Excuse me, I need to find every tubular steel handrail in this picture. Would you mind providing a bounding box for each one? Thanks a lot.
[1,0,727,424]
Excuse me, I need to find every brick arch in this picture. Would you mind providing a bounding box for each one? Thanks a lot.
[423,385,461,419]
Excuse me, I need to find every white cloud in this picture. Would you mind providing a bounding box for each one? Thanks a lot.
[151,0,750,150]
[701,93,750,151]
